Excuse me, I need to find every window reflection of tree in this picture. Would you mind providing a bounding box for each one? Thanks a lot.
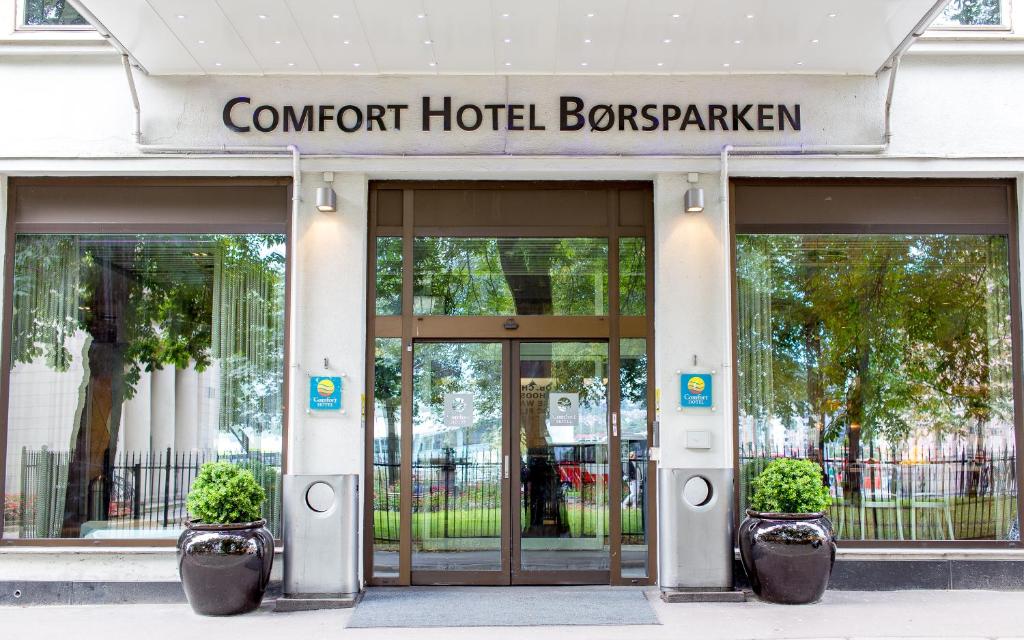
[12,234,284,536]
[737,234,1015,538]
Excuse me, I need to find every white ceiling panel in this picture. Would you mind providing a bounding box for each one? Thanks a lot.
[82,0,202,74]
[554,0,629,74]
[488,2,558,74]
[214,0,320,74]
[78,0,942,76]
[424,0,495,74]
[287,0,375,74]
[147,0,259,74]
[352,0,429,73]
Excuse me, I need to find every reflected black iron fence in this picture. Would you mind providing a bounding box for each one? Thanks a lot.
[13,447,282,539]
[371,447,650,544]
[739,444,1018,541]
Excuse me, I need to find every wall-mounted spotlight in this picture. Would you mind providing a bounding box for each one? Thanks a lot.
[316,171,337,212]
[684,172,704,213]
[684,187,704,213]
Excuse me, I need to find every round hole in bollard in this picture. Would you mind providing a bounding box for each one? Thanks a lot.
[682,475,713,508]
[305,481,335,513]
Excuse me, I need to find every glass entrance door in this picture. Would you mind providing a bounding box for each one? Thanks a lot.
[513,342,610,584]
[408,340,612,585]
[411,341,509,584]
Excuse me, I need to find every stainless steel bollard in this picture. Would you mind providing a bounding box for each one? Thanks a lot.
[280,474,360,608]
[658,467,735,591]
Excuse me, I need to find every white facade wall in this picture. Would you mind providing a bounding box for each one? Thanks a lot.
[2,18,1024,580]
[289,171,367,477]
[653,172,732,471]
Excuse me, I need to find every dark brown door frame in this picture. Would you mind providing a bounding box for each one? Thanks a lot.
[365,181,657,585]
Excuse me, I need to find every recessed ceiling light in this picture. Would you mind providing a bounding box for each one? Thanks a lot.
[584,38,592,44]
[504,62,511,66]
[671,13,680,18]
[176,14,185,19]
[332,14,340,19]
[287,62,295,67]
[733,39,742,44]
[197,39,205,44]
[353,62,361,67]
[417,13,426,19]
[503,38,511,44]
[342,40,350,45]
[424,39,433,45]
[501,12,510,18]
[428,62,437,67]
[580,61,589,66]
[811,38,820,44]
[586,13,595,18]
[214,62,222,67]
[746,13,755,19]
[258,14,267,19]
[723,62,730,67]
[796,61,804,66]
[662,38,672,44]
[656,62,664,67]
[828,13,837,18]
[273,40,281,45]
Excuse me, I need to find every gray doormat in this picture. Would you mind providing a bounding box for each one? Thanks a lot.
[346,586,660,628]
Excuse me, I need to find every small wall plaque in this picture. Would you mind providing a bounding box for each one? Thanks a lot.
[309,376,342,411]
[679,373,712,409]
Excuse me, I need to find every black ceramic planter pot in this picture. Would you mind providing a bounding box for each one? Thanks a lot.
[177,519,274,616]
[738,509,836,605]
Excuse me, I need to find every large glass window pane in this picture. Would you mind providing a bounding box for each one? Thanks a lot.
[372,338,402,577]
[413,237,608,316]
[736,234,1018,541]
[619,338,648,577]
[412,342,504,571]
[375,237,402,316]
[21,0,89,26]
[619,237,646,316]
[4,234,285,539]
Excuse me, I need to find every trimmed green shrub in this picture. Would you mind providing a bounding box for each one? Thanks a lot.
[186,462,266,525]
[749,458,832,514]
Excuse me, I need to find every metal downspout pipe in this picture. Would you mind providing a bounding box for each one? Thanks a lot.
[121,55,141,145]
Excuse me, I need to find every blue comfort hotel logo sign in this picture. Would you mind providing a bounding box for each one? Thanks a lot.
[309,376,342,411]
[680,373,712,409]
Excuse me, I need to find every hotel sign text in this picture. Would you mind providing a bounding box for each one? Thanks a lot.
[223,96,801,134]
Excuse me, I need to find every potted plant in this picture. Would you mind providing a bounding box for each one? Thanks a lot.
[178,461,274,616]
[738,458,836,605]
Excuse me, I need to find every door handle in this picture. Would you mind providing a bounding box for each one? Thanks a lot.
[504,455,510,479]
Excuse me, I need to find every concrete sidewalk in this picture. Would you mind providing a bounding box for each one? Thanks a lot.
[2,589,1022,640]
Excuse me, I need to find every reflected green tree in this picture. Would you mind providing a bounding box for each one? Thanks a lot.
[12,234,284,535]
[737,234,1012,499]
[23,0,87,25]
[939,0,1002,26]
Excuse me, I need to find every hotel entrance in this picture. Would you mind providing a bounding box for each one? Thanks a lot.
[365,182,655,586]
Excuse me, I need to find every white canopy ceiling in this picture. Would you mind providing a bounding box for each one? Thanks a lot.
[76,0,942,76]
